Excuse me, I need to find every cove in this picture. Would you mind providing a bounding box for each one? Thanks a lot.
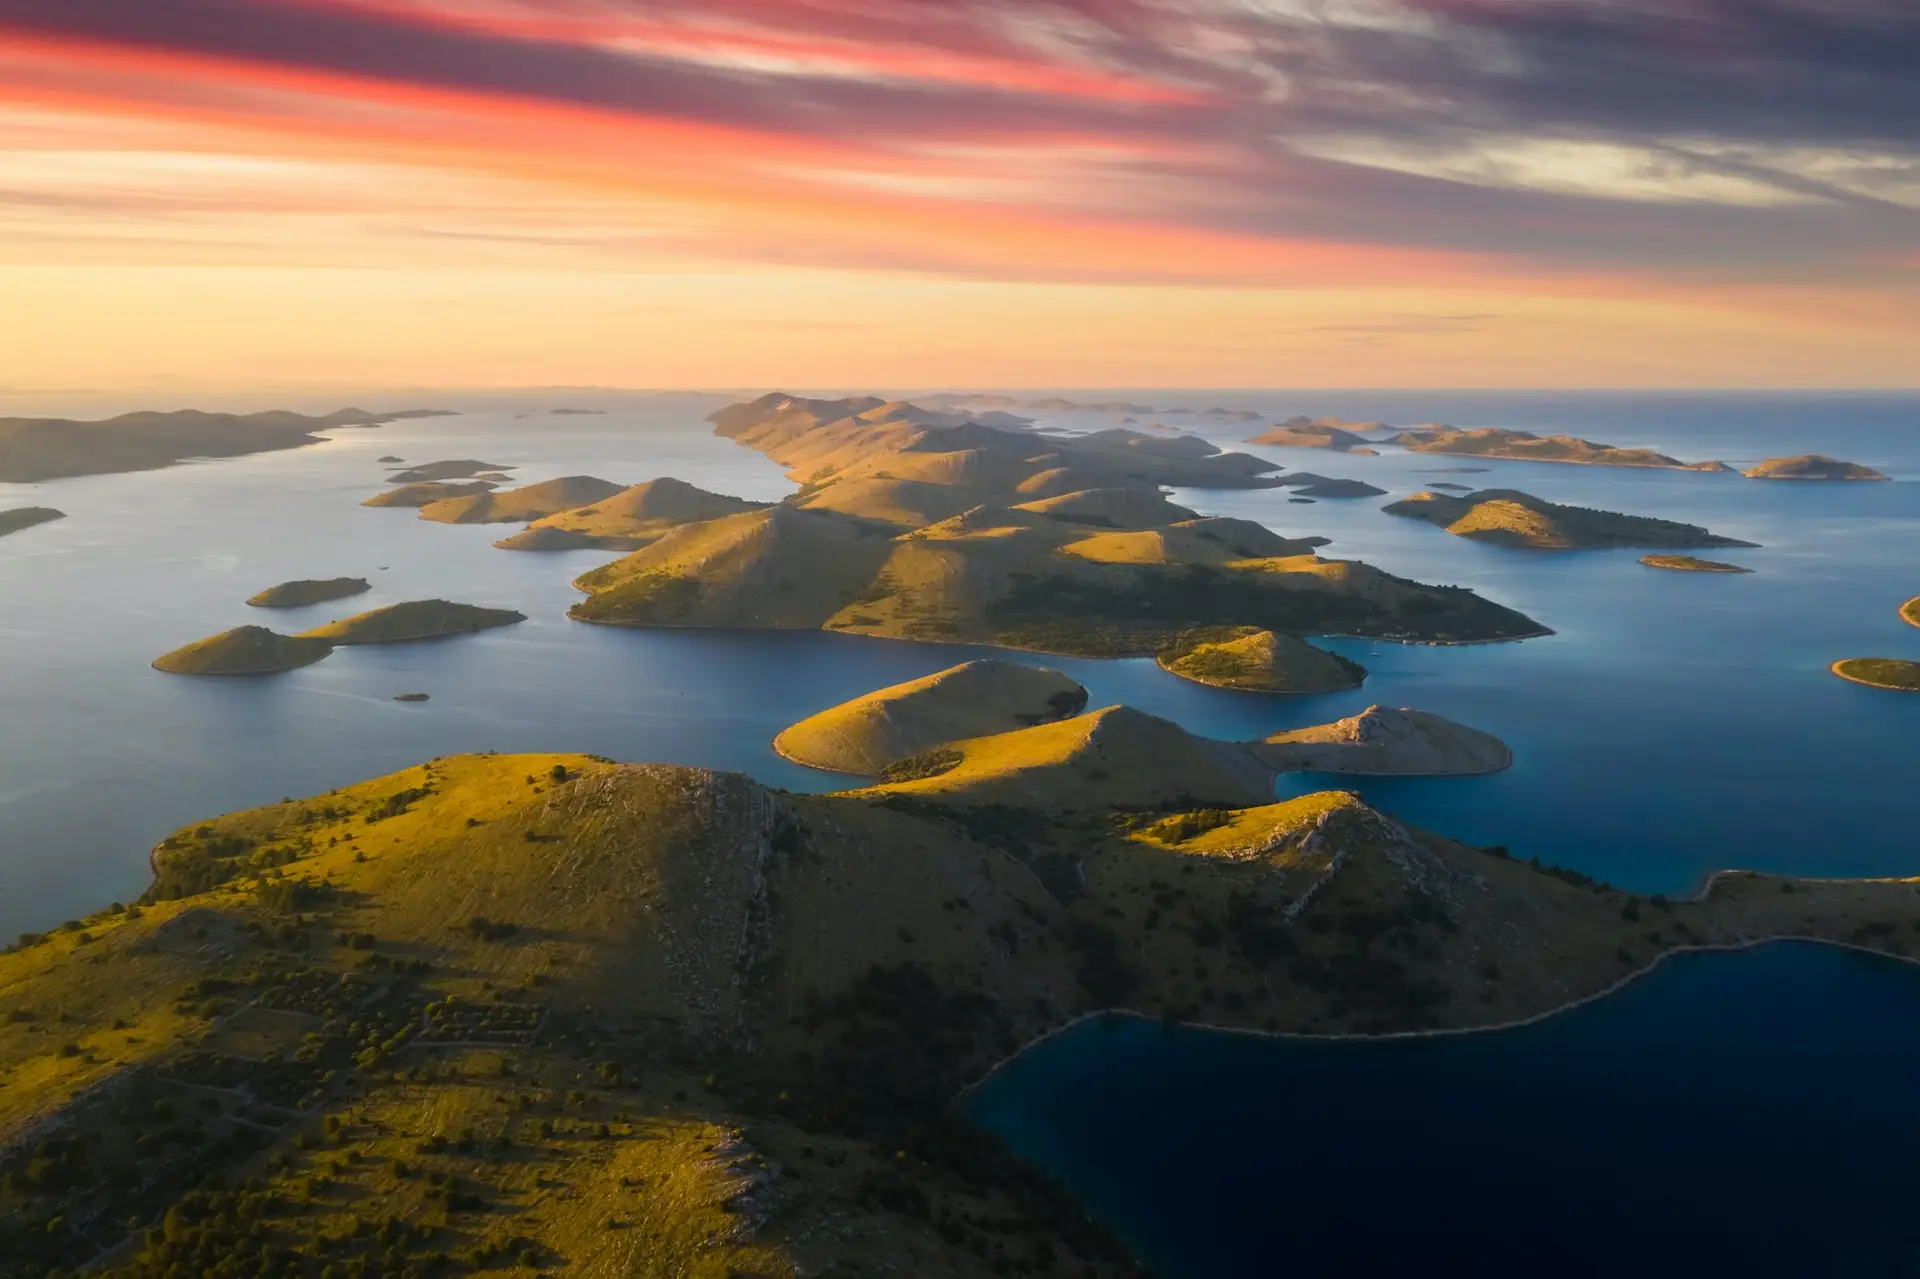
[968,942,1920,1278]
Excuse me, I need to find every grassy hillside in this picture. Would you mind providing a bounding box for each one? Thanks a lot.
[385,460,514,484]
[419,477,626,525]
[1251,705,1512,775]
[300,600,526,644]
[1903,597,1920,629]
[7,752,1920,1276]
[1385,489,1757,550]
[152,626,335,676]
[496,478,770,551]
[247,578,372,608]
[1157,628,1366,693]
[775,660,1088,776]
[1745,455,1889,481]
[363,481,498,509]
[1831,658,1920,692]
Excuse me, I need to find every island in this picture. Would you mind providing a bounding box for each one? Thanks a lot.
[1276,474,1388,498]
[0,408,455,482]
[1249,416,1384,453]
[6,731,1920,1278]
[1640,555,1753,573]
[377,454,404,463]
[299,599,525,644]
[1157,627,1365,693]
[151,624,334,675]
[392,692,431,702]
[246,577,372,608]
[362,480,497,508]
[494,477,770,551]
[1249,704,1511,775]
[1830,658,1920,692]
[417,476,626,525]
[1744,455,1890,481]
[1389,426,1728,471]
[1384,488,1757,550]
[384,459,515,483]
[0,506,64,538]
[773,659,1088,775]
[1904,597,1920,629]
[565,393,1549,652]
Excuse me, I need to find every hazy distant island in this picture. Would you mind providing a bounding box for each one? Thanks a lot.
[1641,555,1753,574]
[1249,416,1384,453]
[298,599,525,644]
[376,454,404,463]
[562,393,1549,651]
[0,506,64,538]
[1157,627,1365,693]
[1744,454,1890,481]
[0,408,456,482]
[1275,473,1388,498]
[1389,426,1729,471]
[362,480,497,508]
[1385,489,1757,550]
[246,577,372,608]
[550,408,608,415]
[9,703,1920,1276]
[774,659,1089,775]
[416,476,625,525]
[496,478,773,551]
[151,624,334,675]
[385,459,515,484]
[1830,658,1920,692]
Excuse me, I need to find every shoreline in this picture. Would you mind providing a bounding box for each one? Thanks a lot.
[961,930,1920,1098]
[1830,659,1920,693]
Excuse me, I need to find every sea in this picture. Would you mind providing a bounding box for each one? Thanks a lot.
[1,388,1914,1274]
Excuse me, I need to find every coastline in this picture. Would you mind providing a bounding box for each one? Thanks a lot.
[1830,659,1920,692]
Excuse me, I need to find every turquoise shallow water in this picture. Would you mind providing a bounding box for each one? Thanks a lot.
[0,390,1914,938]
[969,942,1920,1279]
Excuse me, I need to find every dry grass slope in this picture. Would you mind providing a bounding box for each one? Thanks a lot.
[419,476,626,525]
[299,600,526,644]
[151,625,335,675]
[1386,489,1755,550]
[1157,628,1366,693]
[247,578,372,608]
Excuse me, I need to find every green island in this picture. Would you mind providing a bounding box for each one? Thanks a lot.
[1830,658,1920,692]
[495,478,769,552]
[151,625,336,676]
[1744,455,1889,481]
[417,477,627,526]
[1640,555,1753,574]
[1903,597,1920,629]
[385,461,515,484]
[774,660,1089,775]
[565,394,1549,652]
[1388,426,1728,471]
[298,600,526,645]
[363,482,498,509]
[6,717,1920,1277]
[0,409,454,483]
[1274,474,1386,498]
[1156,627,1365,693]
[1384,488,1757,550]
[1248,417,1383,454]
[247,578,373,608]
[0,506,65,538]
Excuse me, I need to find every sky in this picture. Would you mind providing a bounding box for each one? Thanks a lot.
[0,0,1916,391]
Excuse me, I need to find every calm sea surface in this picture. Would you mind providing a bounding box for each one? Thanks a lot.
[4,389,1916,1275]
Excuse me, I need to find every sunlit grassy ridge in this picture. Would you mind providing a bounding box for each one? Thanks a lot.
[495,478,770,552]
[1389,426,1728,471]
[299,600,526,644]
[418,476,626,525]
[8,748,1920,1276]
[1640,555,1753,573]
[151,625,335,676]
[1385,488,1757,550]
[247,578,372,608]
[1156,627,1366,693]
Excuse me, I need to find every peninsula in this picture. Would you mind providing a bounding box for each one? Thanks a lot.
[0,408,455,482]
[1641,555,1753,573]
[773,659,1088,775]
[494,477,770,551]
[151,624,334,675]
[566,394,1549,652]
[1389,426,1728,471]
[1744,455,1890,481]
[1249,705,1511,775]
[416,476,625,525]
[299,599,525,644]
[0,506,64,538]
[1384,489,1757,550]
[1157,628,1365,693]
[246,577,372,608]
[363,480,496,508]
[1249,417,1384,453]
[7,736,1919,1277]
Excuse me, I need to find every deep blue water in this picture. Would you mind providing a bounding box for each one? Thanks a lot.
[970,942,1920,1279]
[0,389,1914,938]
